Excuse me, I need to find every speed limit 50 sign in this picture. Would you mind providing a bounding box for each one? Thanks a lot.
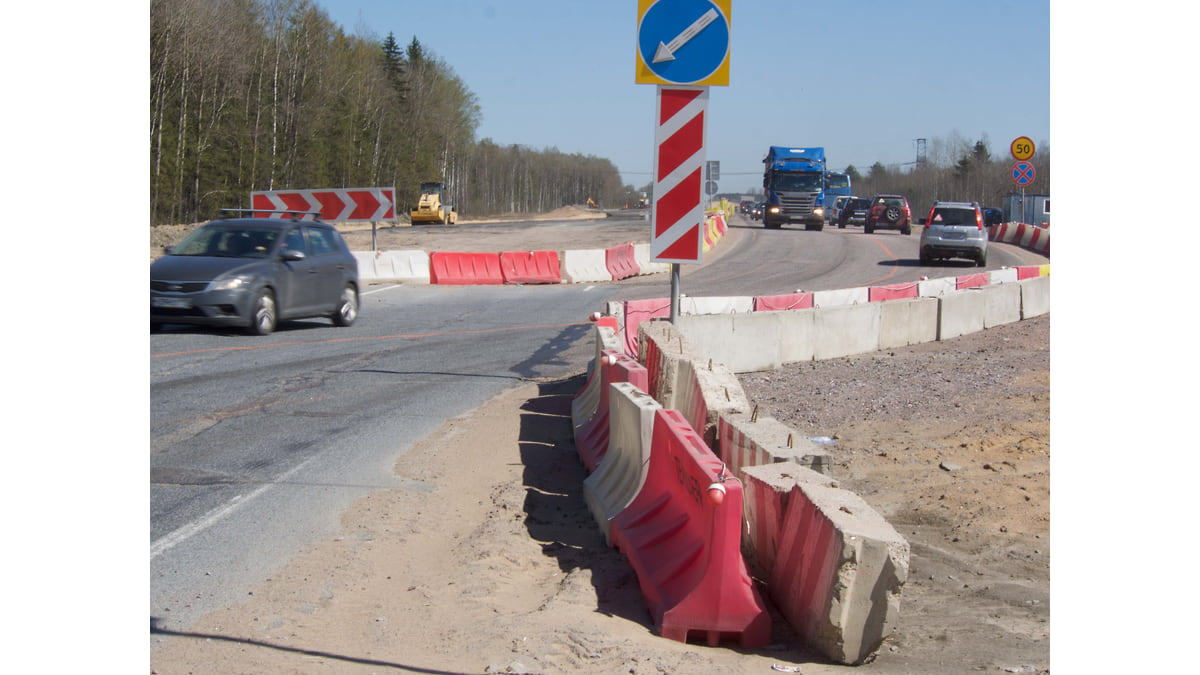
[1010,136,1035,161]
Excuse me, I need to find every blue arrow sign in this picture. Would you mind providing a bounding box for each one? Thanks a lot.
[637,0,730,85]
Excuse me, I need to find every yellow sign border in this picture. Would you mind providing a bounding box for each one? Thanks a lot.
[636,0,731,86]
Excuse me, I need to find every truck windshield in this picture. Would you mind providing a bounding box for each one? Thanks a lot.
[771,173,822,192]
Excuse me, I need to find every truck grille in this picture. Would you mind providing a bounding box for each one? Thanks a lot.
[778,193,816,215]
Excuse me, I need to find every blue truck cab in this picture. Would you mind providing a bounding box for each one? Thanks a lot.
[762,146,827,231]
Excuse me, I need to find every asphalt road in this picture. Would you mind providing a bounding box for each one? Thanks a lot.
[149,213,1044,632]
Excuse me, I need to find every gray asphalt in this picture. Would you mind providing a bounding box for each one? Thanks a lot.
[149,214,1039,633]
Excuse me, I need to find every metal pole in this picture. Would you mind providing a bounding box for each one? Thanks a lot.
[670,263,680,324]
[371,221,378,251]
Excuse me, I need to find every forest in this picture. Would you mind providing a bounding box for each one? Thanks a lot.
[151,0,1047,226]
[150,0,633,225]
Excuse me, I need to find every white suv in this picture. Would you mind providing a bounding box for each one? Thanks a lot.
[918,201,988,267]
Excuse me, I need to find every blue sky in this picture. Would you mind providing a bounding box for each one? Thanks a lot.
[319,0,1050,193]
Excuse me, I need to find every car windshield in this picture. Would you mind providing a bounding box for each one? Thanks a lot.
[851,199,869,208]
[771,172,822,192]
[930,208,977,226]
[171,225,280,258]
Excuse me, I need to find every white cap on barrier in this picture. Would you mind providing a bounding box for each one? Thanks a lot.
[589,312,602,322]
[601,354,618,366]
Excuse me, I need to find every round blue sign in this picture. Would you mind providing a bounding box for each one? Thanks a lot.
[638,0,729,85]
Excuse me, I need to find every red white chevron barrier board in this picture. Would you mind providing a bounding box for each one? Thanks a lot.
[651,87,708,264]
[250,187,396,222]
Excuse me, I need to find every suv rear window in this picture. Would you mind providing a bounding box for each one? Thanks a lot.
[929,208,977,226]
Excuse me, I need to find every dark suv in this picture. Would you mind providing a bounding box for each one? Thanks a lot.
[918,201,989,267]
[838,197,871,228]
[865,194,912,235]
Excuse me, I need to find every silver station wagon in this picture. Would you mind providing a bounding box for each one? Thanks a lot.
[918,201,989,267]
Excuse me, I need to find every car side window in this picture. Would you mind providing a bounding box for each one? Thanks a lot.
[305,227,337,256]
[284,228,307,255]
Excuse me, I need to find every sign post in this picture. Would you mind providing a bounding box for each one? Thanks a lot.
[636,0,731,323]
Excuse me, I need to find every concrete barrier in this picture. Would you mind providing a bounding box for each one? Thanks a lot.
[633,243,670,276]
[681,295,753,315]
[583,382,660,546]
[1020,274,1050,318]
[778,310,816,364]
[878,296,938,349]
[813,286,868,308]
[982,281,1023,328]
[918,276,957,297]
[716,412,832,480]
[812,303,881,360]
[561,248,610,283]
[937,287,987,340]
[956,272,989,290]
[676,312,783,373]
[989,267,1019,285]
[746,463,910,665]
[640,320,751,447]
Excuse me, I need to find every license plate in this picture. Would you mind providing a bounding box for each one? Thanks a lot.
[152,297,192,309]
[943,231,966,240]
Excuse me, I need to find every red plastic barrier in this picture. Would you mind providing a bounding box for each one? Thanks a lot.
[606,242,640,281]
[752,292,814,312]
[1016,266,1041,280]
[610,409,770,648]
[622,297,671,357]
[499,250,561,284]
[429,252,503,285]
[574,350,650,473]
[868,282,919,302]
[955,273,989,290]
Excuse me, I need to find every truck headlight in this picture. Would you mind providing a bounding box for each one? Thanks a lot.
[768,206,781,214]
[814,207,824,217]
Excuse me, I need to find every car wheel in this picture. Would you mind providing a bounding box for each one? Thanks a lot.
[977,251,987,267]
[332,285,358,327]
[885,207,901,223]
[248,289,277,336]
[902,224,911,235]
[919,251,930,266]
[864,223,874,234]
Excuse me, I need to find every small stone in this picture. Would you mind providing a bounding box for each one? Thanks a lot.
[940,461,961,472]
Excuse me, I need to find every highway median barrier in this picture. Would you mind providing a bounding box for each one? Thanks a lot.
[744,462,909,665]
[429,251,503,285]
[571,317,621,433]
[583,381,661,546]
[561,248,610,283]
[499,250,561,284]
[605,242,640,281]
[610,408,771,648]
[573,350,649,473]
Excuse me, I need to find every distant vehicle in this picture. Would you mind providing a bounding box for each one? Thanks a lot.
[751,201,764,220]
[761,146,827,231]
[865,194,912,235]
[824,172,852,223]
[838,197,871,228]
[410,182,458,224]
[828,195,851,226]
[983,207,1004,227]
[150,213,360,335]
[740,199,754,215]
[919,201,988,267]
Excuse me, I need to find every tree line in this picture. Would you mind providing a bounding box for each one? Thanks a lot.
[846,133,1051,216]
[150,0,635,225]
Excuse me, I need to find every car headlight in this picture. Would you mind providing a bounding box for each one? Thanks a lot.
[210,275,252,291]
